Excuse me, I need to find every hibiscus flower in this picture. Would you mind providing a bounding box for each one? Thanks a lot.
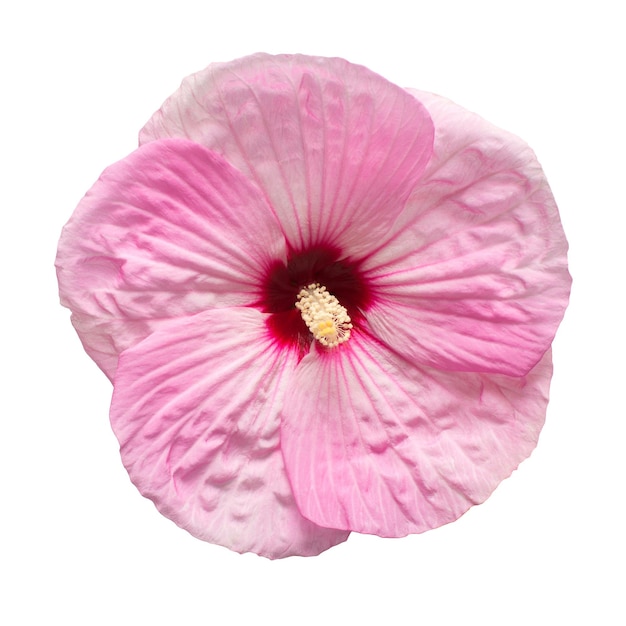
[56,53,571,559]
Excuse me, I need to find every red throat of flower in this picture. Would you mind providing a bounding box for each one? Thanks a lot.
[260,245,373,357]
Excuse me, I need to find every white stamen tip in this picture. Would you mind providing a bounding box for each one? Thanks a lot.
[295,283,353,347]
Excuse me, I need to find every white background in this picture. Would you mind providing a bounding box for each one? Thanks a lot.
[2,1,624,624]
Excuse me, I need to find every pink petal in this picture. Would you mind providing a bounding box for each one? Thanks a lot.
[363,90,571,376]
[56,138,286,379]
[110,307,349,558]
[281,332,552,536]
[140,53,434,258]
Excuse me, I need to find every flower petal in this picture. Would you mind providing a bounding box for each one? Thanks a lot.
[363,90,571,376]
[56,138,286,379]
[281,332,551,536]
[110,307,349,558]
[140,53,434,258]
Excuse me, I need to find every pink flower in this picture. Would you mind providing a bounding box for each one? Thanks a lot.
[56,54,571,558]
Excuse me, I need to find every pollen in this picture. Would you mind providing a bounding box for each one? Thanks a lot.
[295,283,353,347]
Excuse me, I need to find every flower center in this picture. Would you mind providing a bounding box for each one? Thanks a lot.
[260,245,371,355]
[295,283,353,347]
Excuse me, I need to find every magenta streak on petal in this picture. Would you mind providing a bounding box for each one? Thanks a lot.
[139,53,434,260]
[281,332,552,536]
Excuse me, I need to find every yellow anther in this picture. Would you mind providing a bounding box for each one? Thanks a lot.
[318,324,336,337]
[295,283,353,348]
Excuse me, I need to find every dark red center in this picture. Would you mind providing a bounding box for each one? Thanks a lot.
[259,245,372,356]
